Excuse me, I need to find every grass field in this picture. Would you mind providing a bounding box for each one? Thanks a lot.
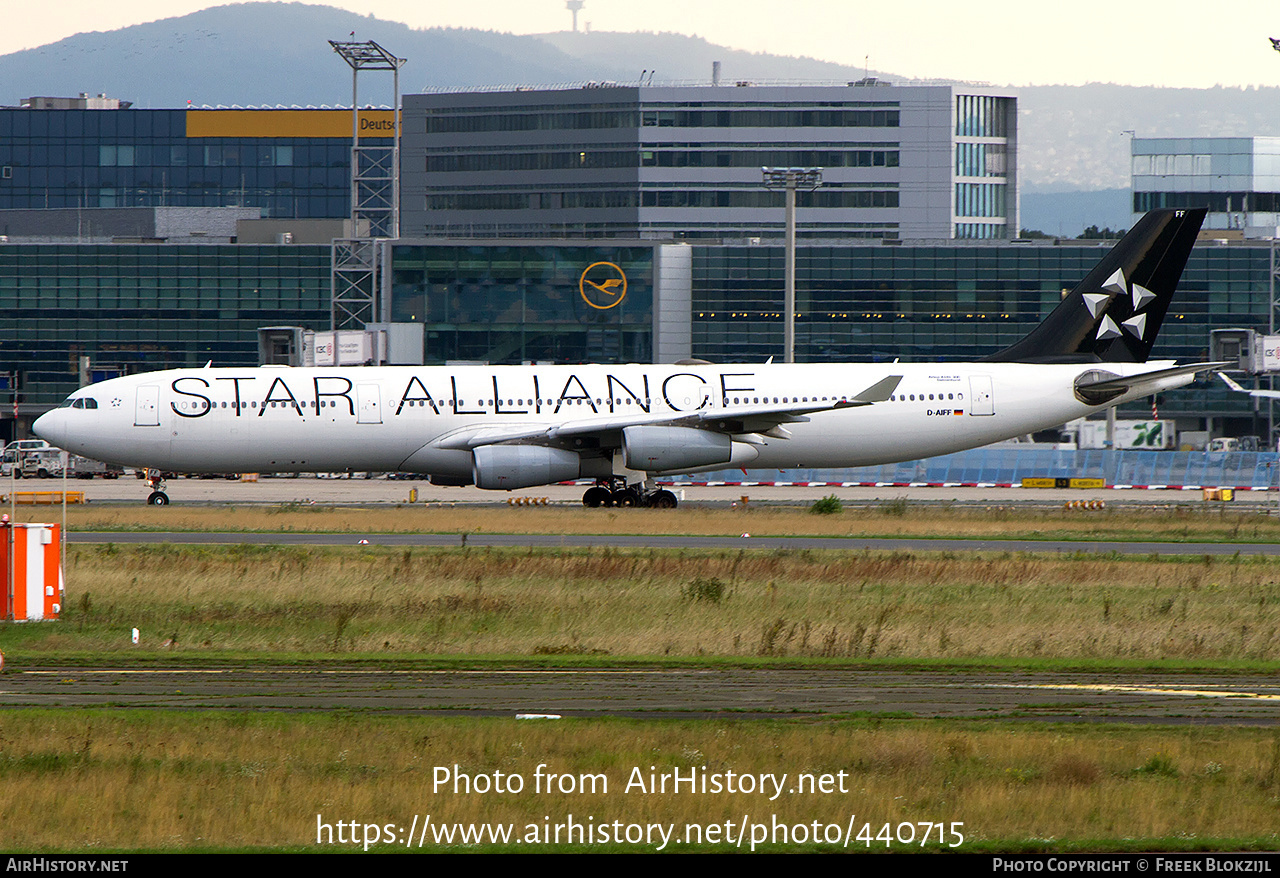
[2,542,1277,661]
[5,503,1280,852]
[1,711,1278,852]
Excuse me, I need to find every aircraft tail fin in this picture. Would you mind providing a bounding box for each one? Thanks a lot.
[983,208,1206,364]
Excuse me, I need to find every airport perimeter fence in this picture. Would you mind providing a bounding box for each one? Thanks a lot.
[669,448,1280,490]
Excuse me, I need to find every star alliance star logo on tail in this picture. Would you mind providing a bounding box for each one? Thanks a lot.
[1087,267,1156,344]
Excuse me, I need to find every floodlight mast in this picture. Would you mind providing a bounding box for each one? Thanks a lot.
[328,39,405,240]
[762,167,823,363]
[328,40,405,332]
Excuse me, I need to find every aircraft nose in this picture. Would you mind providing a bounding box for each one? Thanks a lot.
[32,410,66,448]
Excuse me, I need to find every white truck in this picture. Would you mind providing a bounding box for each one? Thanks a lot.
[1060,419,1176,450]
[4,447,122,479]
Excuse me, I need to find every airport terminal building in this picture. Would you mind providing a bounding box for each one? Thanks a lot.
[0,87,1273,446]
[5,229,1264,441]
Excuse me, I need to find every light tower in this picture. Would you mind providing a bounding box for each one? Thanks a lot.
[327,39,405,332]
[566,1,584,32]
[762,167,823,363]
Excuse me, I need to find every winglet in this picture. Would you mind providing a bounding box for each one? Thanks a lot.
[1217,371,1247,393]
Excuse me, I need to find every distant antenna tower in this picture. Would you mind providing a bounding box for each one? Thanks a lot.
[566,0,585,32]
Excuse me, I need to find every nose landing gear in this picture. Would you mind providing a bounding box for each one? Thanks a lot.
[143,469,169,506]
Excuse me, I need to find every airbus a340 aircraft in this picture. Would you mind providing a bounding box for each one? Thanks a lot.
[34,208,1214,508]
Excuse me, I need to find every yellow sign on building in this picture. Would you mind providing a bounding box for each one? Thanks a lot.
[185,109,396,138]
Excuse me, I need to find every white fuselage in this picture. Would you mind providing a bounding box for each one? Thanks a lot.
[32,360,1185,483]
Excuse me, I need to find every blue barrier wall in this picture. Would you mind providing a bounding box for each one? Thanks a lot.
[674,449,1280,489]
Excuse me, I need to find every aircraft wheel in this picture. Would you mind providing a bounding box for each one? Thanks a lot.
[582,486,611,508]
[652,490,679,509]
[147,491,170,506]
[614,489,638,508]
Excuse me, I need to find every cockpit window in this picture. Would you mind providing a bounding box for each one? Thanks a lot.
[59,398,74,408]
[62,397,98,410]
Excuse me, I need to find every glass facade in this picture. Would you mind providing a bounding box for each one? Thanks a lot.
[954,182,1008,218]
[0,108,390,218]
[955,95,1013,138]
[426,145,901,172]
[955,142,1007,177]
[952,95,1014,240]
[422,103,901,133]
[6,236,1267,435]
[692,242,1269,424]
[0,243,330,416]
[1134,191,1280,213]
[390,244,655,365]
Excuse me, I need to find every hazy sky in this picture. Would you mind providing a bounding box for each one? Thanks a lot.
[7,0,1280,88]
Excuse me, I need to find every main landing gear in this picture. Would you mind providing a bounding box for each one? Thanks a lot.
[581,477,678,509]
[143,469,169,506]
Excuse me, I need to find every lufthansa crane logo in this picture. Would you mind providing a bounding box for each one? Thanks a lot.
[579,262,628,310]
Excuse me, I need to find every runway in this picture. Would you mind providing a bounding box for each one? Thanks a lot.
[2,666,1277,724]
[14,476,1275,508]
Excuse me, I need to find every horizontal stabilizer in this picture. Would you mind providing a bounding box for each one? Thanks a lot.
[1074,362,1226,405]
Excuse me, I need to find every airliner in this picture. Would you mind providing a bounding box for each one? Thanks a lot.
[33,208,1214,508]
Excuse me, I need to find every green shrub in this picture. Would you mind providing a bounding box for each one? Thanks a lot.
[809,494,843,515]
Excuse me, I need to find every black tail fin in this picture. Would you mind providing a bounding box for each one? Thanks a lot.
[983,208,1206,364]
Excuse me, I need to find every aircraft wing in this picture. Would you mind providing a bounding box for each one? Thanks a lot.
[432,374,902,450]
[1218,371,1280,399]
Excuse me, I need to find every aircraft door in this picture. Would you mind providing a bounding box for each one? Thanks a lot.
[357,383,382,424]
[968,375,994,416]
[134,385,160,426]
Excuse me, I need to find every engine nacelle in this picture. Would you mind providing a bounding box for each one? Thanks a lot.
[472,445,581,490]
[622,426,732,471]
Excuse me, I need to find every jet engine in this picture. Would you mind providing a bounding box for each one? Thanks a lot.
[622,426,733,471]
[471,444,582,490]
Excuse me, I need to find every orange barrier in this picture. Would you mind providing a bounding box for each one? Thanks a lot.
[0,521,63,621]
[6,492,85,505]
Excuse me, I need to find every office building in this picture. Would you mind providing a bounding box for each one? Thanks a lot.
[401,82,1018,241]
[0,100,393,219]
[1132,137,1280,238]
